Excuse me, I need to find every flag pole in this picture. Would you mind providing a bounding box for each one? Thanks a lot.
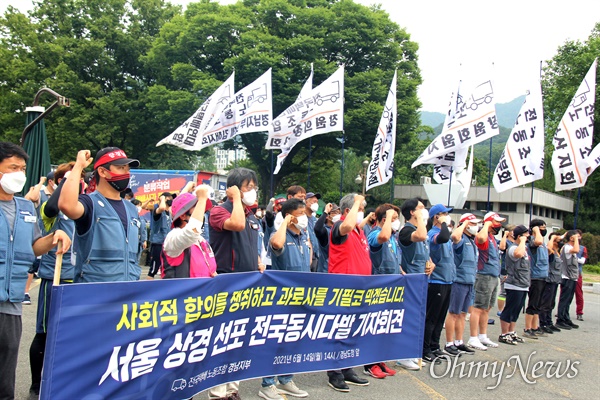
[574,187,581,229]
[339,131,345,202]
[390,162,395,203]
[307,137,312,191]
[529,182,534,225]
[486,137,493,212]
[270,149,274,200]
[447,166,453,207]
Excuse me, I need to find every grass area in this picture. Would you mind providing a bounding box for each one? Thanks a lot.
[583,264,600,283]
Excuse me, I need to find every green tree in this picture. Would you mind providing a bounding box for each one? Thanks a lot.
[541,22,600,234]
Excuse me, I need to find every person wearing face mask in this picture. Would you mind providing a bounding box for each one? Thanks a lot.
[423,204,455,361]
[523,219,550,338]
[147,191,174,279]
[0,142,71,400]
[496,225,515,318]
[326,193,371,392]
[359,208,376,237]
[555,230,581,330]
[59,148,141,283]
[258,198,311,399]
[304,192,321,272]
[273,185,307,230]
[130,199,148,258]
[468,211,505,351]
[445,213,481,357]
[539,232,565,333]
[313,202,340,273]
[362,203,401,379]
[207,167,264,400]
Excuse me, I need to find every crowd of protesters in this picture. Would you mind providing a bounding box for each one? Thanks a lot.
[0,142,590,400]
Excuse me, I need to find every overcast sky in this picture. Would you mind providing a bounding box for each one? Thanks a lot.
[2,0,598,113]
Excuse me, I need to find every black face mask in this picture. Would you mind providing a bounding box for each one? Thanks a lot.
[104,170,130,193]
[491,226,500,235]
[540,229,547,237]
[166,199,173,207]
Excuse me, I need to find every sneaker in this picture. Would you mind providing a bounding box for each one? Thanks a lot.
[523,329,539,339]
[432,349,450,361]
[276,381,308,398]
[533,328,548,337]
[344,372,369,386]
[378,362,397,376]
[455,343,475,355]
[566,321,579,329]
[541,326,554,334]
[422,353,442,364]
[22,293,31,305]
[576,314,584,321]
[510,332,525,343]
[555,321,572,330]
[29,383,40,396]
[444,345,461,357]
[499,333,517,345]
[328,377,350,392]
[259,385,284,400]
[487,318,495,325]
[465,313,470,321]
[496,310,502,317]
[396,359,420,370]
[549,325,562,332]
[363,364,386,379]
[227,393,241,400]
[467,338,487,351]
[480,337,499,348]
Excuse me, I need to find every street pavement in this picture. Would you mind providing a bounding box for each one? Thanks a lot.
[15,281,600,400]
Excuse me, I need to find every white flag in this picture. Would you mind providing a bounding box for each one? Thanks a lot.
[551,58,597,191]
[157,72,235,149]
[200,68,273,148]
[365,71,397,191]
[493,83,545,193]
[412,77,500,168]
[585,143,600,175]
[267,66,344,174]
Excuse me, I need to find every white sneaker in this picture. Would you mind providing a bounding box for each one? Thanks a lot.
[259,384,284,400]
[480,337,499,348]
[467,338,487,351]
[396,359,420,371]
[465,313,470,321]
[276,380,308,398]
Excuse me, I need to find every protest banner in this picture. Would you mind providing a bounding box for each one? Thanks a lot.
[41,271,427,399]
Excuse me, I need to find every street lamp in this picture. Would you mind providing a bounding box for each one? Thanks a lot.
[354,159,370,196]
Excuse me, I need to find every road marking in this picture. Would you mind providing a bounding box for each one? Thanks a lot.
[397,368,446,399]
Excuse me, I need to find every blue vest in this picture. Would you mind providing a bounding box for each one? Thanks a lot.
[150,207,171,244]
[428,226,455,283]
[270,229,311,272]
[38,211,75,281]
[453,234,478,284]
[369,227,401,275]
[477,235,501,277]
[316,225,331,273]
[528,238,549,279]
[0,197,37,302]
[74,192,141,282]
[399,222,429,274]
[307,215,320,262]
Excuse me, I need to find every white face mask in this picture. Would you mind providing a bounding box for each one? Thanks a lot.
[0,171,27,194]
[310,203,319,213]
[332,214,341,224]
[391,219,401,232]
[136,206,142,214]
[241,188,257,206]
[49,181,57,191]
[255,211,263,218]
[467,225,478,236]
[356,211,364,224]
[420,208,429,223]
[294,214,309,230]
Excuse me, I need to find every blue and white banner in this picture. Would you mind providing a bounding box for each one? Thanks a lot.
[41,271,427,400]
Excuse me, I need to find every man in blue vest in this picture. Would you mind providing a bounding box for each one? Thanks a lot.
[523,219,550,338]
[59,147,141,283]
[0,141,71,400]
[28,162,80,395]
[147,191,173,278]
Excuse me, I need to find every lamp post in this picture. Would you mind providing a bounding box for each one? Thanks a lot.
[354,159,369,196]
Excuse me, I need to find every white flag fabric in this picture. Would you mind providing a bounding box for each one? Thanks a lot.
[412,77,500,168]
[586,143,600,175]
[493,84,545,193]
[433,82,469,171]
[157,72,235,149]
[199,68,273,148]
[267,66,344,174]
[551,58,597,191]
[365,71,397,191]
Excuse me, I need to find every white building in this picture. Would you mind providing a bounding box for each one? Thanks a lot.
[214,146,247,174]
[393,184,574,231]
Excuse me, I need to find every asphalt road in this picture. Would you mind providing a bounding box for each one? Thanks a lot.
[15,281,600,400]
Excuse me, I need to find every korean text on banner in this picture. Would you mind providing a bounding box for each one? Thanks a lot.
[551,58,597,191]
[41,271,427,400]
[493,83,545,193]
[412,77,500,168]
[366,71,397,191]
